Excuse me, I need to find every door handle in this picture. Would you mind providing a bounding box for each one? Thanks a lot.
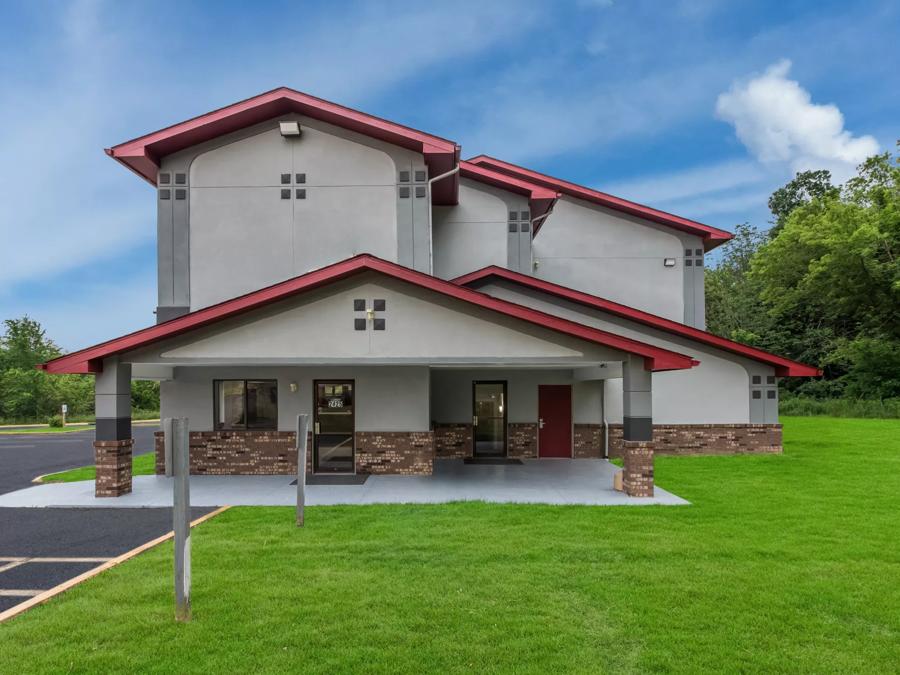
[314,421,320,435]
[472,415,478,426]
[539,418,545,429]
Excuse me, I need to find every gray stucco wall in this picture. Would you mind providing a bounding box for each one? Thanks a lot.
[160,365,429,432]
[126,274,626,367]
[430,368,602,424]
[532,197,705,324]
[474,280,777,424]
[432,179,529,280]
[157,114,426,314]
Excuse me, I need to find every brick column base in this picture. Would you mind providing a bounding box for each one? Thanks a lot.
[622,441,654,497]
[94,439,133,497]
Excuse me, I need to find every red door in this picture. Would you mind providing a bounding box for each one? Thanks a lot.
[538,385,572,458]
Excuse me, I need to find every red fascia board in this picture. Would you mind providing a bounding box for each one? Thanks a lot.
[459,161,560,229]
[467,155,734,247]
[106,87,460,202]
[40,255,697,375]
[453,266,821,377]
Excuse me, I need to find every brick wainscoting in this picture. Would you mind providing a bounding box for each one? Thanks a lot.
[94,439,133,497]
[355,432,433,475]
[433,423,473,458]
[154,430,432,475]
[571,424,783,459]
[622,441,654,497]
[573,424,604,459]
[507,423,538,459]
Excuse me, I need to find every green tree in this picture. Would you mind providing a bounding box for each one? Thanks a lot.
[0,317,61,370]
[752,147,900,397]
[767,169,838,237]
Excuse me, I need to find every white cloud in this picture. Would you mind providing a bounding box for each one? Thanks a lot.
[715,59,879,181]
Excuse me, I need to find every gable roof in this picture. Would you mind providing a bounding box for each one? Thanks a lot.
[459,160,560,232]
[40,255,698,375]
[106,87,461,204]
[466,155,733,248]
[452,266,820,377]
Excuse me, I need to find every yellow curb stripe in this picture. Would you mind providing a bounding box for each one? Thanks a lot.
[0,505,230,624]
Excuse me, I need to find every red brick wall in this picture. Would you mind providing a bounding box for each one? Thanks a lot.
[507,423,538,458]
[433,423,473,458]
[570,423,783,459]
[573,424,604,458]
[622,441,654,497]
[154,430,432,475]
[355,432,433,475]
[94,439,133,497]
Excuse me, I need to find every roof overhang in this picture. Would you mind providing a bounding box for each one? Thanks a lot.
[466,155,733,248]
[106,87,461,205]
[452,266,821,377]
[459,161,560,234]
[39,256,698,375]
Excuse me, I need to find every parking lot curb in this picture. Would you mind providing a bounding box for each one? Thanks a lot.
[0,505,230,623]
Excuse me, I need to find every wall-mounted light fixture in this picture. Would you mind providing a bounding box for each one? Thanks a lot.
[663,258,676,267]
[279,121,301,137]
[289,382,298,393]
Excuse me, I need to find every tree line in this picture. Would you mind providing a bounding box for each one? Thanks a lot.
[706,144,899,413]
[0,317,158,424]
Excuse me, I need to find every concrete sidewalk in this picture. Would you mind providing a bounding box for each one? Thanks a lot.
[0,459,688,508]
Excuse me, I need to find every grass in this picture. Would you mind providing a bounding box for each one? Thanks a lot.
[0,424,95,435]
[0,409,160,427]
[2,417,899,673]
[39,452,157,483]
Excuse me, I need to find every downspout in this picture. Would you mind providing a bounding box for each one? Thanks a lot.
[601,380,609,460]
[426,164,461,274]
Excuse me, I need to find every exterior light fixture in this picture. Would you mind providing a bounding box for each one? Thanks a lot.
[279,121,301,137]
[289,382,298,393]
[663,258,676,267]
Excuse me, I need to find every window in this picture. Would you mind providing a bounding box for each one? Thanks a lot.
[214,380,278,430]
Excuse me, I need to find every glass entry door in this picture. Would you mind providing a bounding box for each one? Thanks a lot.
[473,381,507,457]
[314,381,355,473]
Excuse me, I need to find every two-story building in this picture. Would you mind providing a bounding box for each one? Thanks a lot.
[41,88,819,498]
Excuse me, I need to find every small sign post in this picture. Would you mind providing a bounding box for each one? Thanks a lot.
[296,414,309,527]
[61,404,67,427]
[169,417,191,622]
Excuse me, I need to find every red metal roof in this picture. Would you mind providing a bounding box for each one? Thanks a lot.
[106,87,461,204]
[452,266,820,377]
[466,155,734,247]
[40,255,698,375]
[459,161,559,232]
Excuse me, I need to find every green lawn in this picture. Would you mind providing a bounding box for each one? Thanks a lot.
[40,452,156,483]
[2,417,899,673]
[0,425,94,435]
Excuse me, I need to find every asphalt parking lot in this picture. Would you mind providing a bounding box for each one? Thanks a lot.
[0,425,214,616]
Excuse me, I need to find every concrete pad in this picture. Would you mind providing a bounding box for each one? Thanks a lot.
[0,459,688,508]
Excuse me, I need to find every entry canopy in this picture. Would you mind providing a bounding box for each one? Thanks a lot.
[39,255,700,375]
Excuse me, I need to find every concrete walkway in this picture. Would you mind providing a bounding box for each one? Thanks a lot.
[0,459,688,508]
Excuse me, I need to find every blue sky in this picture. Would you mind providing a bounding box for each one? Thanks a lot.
[0,0,896,351]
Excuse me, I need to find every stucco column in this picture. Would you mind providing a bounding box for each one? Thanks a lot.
[94,357,133,497]
[622,356,654,497]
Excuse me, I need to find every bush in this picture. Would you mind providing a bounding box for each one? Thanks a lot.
[47,414,64,428]
[780,395,900,419]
